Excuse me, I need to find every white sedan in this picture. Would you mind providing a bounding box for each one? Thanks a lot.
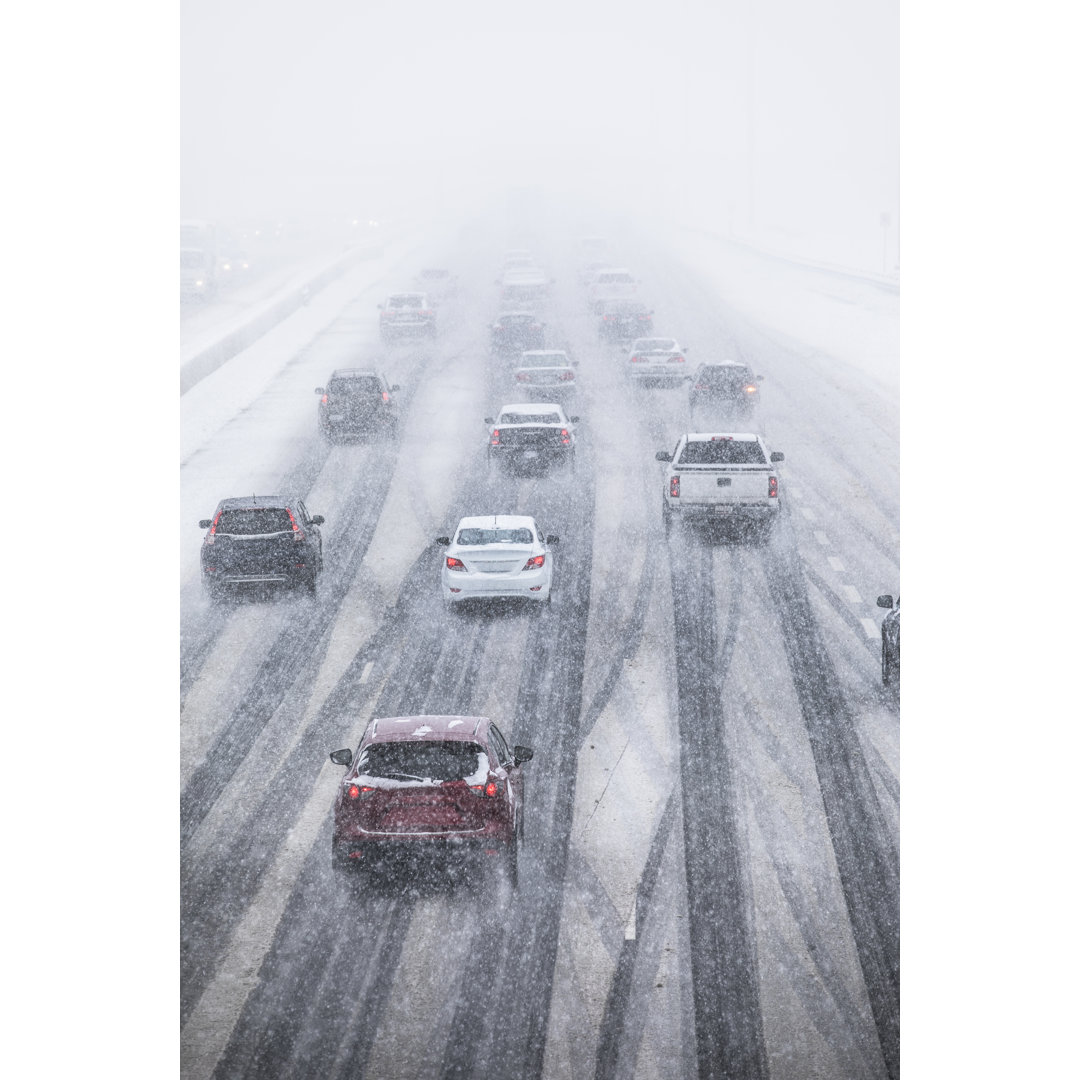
[435,515,559,608]
[627,336,689,382]
[511,350,579,399]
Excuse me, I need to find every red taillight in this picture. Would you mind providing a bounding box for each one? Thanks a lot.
[446,556,466,571]
[669,355,685,363]
[630,356,643,363]
[525,554,545,570]
[516,373,530,381]
[286,506,303,539]
[471,780,499,797]
[320,394,329,404]
[603,315,611,321]
[769,476,778,498]
[561,428,570,445]
[490,429,500,445]
[347,784,361,799]
[558,371,574,381]
[205,510,222,544]
[670,476,680,498]
[694,383,706,390]
[382,390,389,402]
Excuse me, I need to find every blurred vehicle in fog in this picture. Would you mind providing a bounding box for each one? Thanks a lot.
[688,362,762,419]
[490,312,545,356]
[379,292,437,341]
[596,298,653,341]
[414,268,457,302]
[315,369,400,441]
[628,336,689,384]
[876,594,900,688]
[587,268,637,312]
[511,350,579,401]
[485,402,579,474]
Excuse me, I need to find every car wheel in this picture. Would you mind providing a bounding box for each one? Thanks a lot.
[304,570,318,597]
[204,581,226,604]
[662,502,674,536]
[758,517,776,543]
[506,833,519,889]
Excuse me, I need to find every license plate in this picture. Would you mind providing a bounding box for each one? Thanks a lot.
[716,477,732,487]
[522,450,539,459]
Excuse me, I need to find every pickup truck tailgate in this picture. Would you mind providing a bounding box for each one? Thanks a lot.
[675,465,774,504]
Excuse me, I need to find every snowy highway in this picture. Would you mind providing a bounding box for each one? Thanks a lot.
[179,219,899,1080]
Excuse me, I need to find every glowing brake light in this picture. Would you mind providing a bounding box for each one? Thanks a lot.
[490,428,500,445]
[769,476,778,498]
[205,511,222,544]
[516,372,530,381]
[446,556,466,571]
[524,554,545,570]
[285,506,303,539]
[558,370,574,381]
[561,428,571,445]
[630,356,644,363]
[471,780,499,797]
[382,390,389,402]
[320,394,329,404]
[669,355,685,363]
[670,476,680,498]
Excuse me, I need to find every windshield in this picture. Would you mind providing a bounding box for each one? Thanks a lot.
[215,508,292,535]
[498,412,560,424]
[388,295,423,308]
[677,440,767,465]
[456,528,535,545]
[522,355,569,368]
[358,741,488,782]
[698,367,752,387]
[329,376,381,394]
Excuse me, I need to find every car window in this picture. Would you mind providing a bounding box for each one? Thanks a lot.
[699,367,751,387]
[215,508,292,535]
[498,412,561,424]
[522,355,568,368]
[677,440,767,465]
[358,741,489,783]
[388,295,422,308]
[637,339,676,351]
[456,528,535,545]
[329,376,381,394]
[489,725,511,766]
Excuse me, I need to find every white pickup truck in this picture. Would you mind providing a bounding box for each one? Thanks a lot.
[656,432,784,536]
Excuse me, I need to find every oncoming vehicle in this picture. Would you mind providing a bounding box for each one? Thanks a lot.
[198,496,325,598]
[512,350,578,400]
[688,362,763,418]
[877,594,900,688]
[485,402,579,473]
[180,248,216,299]
[330,714,534,886]
[379,293,436,341]
[315,369,400,441]
[628,337,689,383]
[435,515,559,608]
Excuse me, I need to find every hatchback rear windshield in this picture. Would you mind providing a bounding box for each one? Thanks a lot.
[521,355,568,367]
[498,412,560,424]
[388,295,423,308]
[329,376,381,393]
[359,740,487,782]
[677,440,767,465]
[216,508,292,535]
[698,367,752,387]
[636,339,677,352]
[456,527,535,545]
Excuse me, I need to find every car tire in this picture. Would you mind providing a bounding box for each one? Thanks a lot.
[758,517,776,543]
[662,502,674,536]
[204,581,226,604]
[303,570,318,597]
[506,833,519,889]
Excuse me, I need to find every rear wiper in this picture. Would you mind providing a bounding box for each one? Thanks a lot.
[379,771,426,782]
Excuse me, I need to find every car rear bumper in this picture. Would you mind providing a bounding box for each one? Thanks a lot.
[442,568,551,602]
[667,502,778,520]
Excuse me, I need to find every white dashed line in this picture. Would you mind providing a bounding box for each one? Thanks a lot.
[860,618,879,639]
[801,507,817,521]
[625,896,637,941]
[827,556,845,572]
[359,660,374,684]
[814,531,830,547]
[842,584,863,604]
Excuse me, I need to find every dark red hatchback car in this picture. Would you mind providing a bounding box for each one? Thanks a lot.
[330,715,534,885]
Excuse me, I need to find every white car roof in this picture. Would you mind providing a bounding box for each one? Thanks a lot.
[456,514,537,530]
[520,350,569,361]
[498,401,565,415]
[631,337,679,349]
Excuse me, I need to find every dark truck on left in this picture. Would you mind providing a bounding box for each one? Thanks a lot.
[199,496,325,600]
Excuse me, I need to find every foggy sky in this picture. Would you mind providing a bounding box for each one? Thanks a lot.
[182,0,898,264]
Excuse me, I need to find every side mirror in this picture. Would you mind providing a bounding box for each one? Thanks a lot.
[314,386,325,395]
[310,515,325,525]
[569,416,580,423]
[198,519,212,529]
[876,595,895,609]
[391,384,400,391]
[545,534,560,544]
[484,417,494,425]
[770,452,785,463]
[435,536,451,546]
[656,451,673,462]
[329,748,353,767]
[513,745,534,766]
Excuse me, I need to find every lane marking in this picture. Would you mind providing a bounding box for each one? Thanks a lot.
[814,531,830,547]
[625,895,637,941]
[842,584,863,604]
[801,507,817,521]
[359,660,374,684]
[827,556,845,572]
[860,618,879,639]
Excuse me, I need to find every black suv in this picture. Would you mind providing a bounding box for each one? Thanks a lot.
[596,299,653,342]
[688,362,763,418]
[199,496,324,599]
[315,369,400,441]
[490,312,545,357]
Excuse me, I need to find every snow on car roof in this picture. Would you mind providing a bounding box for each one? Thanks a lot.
[684,432,761,442]
[632,338,678,350]
[367,714,488,741]
[498,402,564,416]
[519,350,569,363]
[456,515,536,530]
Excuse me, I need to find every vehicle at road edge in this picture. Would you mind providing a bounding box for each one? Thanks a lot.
[877,594,900,688]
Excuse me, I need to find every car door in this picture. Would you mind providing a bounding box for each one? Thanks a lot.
[488,724,522,828]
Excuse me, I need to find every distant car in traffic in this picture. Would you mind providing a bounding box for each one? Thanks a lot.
[414,268,457,301]
[628,337,689,383]
[435,515,559,609]
[876,594,900,688]
[490,312,545,356]
[315,369,400,441]
[511,350,578,400]
[379,292,437,341]
[330,714,533,886]
[596,299,653,341]
[199,495,324,599]
[587,268,637,311]
[485,402,579,473]
[688,362,763,418]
